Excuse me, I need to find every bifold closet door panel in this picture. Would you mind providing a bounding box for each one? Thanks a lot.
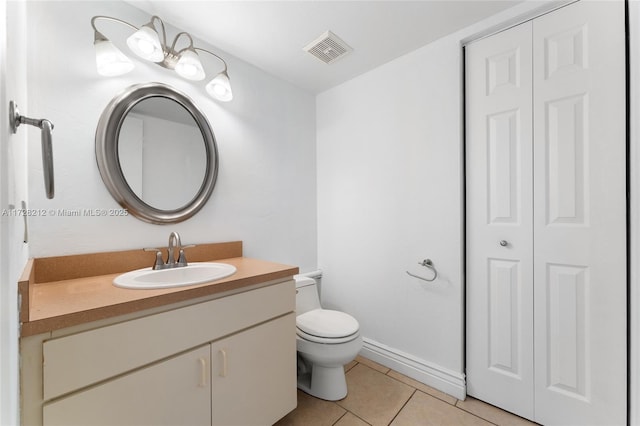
[532,1,627,425]
[465,21,535,420]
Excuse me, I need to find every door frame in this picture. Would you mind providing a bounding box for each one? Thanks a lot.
[461,0,634,423]
[627,1,639,423]
[1,1,30,424]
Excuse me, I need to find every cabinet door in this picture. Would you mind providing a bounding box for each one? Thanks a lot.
[211,313,296,426]
[43,345,211,426]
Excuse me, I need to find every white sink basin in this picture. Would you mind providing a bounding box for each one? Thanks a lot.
[113,262,237,289]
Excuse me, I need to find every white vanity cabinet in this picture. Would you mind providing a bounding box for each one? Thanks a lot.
[22,279,297,426]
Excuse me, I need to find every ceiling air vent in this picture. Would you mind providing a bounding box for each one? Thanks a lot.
[303,30,352,64]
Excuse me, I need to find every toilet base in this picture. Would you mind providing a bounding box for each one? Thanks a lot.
[297,365,348,401]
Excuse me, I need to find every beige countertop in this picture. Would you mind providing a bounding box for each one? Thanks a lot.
[18,241,298,337]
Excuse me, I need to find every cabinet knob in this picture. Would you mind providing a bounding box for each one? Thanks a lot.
[499,240,508,247]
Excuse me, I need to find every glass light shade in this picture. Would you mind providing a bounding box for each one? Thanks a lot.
[205,71,233,102]
[175,50,206,81]
[94,39,134,76]
[126,25,164,62]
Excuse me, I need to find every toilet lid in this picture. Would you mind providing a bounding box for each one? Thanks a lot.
[296,309,359,338]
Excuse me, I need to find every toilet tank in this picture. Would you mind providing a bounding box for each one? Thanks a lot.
[295,276,321,315]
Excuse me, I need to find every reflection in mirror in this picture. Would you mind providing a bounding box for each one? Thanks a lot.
[118,97,207,210]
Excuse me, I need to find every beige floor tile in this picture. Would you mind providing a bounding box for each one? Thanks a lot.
[335,412,372,426]
[386,370,458,406]
[344,360,358,372]
[355,355,391,374]
[337,364,414,426]
[391,391,492,426]
[456,397,538,426]
[275,390,346,426]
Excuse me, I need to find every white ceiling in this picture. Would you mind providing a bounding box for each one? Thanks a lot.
[127,1,523,93]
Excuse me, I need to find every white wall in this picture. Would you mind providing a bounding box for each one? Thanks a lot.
[316,0,586,399]
[317,28,467,396]
[24,1,317,272]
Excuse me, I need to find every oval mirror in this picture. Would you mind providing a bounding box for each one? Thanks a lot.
[96,83,218,224]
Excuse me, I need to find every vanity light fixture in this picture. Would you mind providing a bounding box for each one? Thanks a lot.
[91,15,233,102]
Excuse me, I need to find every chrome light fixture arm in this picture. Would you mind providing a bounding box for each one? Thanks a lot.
[91,15,139,34]
[171,32,195,55]
[194,47,229,73]
[165,32,198,70]
[149,15,168,48]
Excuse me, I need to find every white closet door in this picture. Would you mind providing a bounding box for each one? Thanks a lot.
[465,21,535,420]
[532,1,626,424]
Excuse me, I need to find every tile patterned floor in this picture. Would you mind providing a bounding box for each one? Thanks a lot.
[276,356,538,426]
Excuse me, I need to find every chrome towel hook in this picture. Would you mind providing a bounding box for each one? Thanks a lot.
[406,258,438,282]
[10,101,55,199]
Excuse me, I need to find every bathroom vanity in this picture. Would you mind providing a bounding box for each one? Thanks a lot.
[19,241,298,426]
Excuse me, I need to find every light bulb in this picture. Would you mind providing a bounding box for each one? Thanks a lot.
[205,71,233,102]
[137,39,156,55]
[126,25,164,62]
[94,38,134,76]
[175,49,206,81]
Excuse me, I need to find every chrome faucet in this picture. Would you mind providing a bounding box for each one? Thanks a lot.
[144,232,195,270]
[167,231,182,267]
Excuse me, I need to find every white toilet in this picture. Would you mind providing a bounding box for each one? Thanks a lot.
[295,276,362,401]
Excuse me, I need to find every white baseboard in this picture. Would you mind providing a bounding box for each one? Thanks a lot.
[360,337,466,401]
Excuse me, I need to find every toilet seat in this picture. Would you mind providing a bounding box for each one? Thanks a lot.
[296,309,360,344]
[297,328,359,344]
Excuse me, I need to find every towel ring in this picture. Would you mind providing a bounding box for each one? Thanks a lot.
[406,259,438,282]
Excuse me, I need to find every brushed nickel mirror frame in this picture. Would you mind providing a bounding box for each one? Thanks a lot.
[96,82,218,224]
